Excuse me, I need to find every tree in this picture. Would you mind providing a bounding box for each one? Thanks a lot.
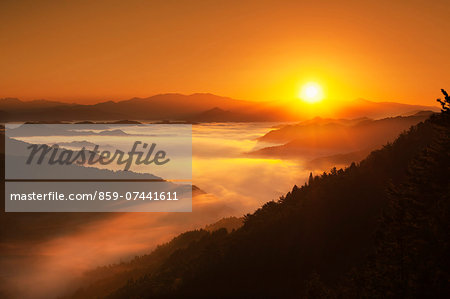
[436,89,449,113]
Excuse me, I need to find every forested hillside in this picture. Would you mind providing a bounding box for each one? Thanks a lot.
[69,91,449,298]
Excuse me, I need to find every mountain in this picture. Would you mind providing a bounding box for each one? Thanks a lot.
[334,98,439,119]
[92,93,260,120]
[0,100,127,121]
[252,111,435,159]
[186,107,246,122]
[0,94,439,122]
[0,94,270,122]
[303,149,372,170]
[204,216,244,233]
[0,98,75,110]
[63,101,449,298]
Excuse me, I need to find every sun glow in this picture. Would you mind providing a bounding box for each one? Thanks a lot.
[299,82,324,104]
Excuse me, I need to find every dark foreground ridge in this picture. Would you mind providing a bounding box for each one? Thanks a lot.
[68,92,449,298]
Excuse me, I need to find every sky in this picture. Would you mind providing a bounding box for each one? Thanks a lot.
[0,0,448,105]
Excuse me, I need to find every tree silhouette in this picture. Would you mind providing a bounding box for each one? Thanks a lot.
[436,89,450,113]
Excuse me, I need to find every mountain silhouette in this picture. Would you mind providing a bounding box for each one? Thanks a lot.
[335,98,439,119]
[0,94,439,122]
[252,111,435,159]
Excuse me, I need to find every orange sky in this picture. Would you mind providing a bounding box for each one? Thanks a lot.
[0,0,448,105]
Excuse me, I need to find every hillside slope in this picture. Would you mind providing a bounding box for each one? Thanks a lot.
[66,101,449,298]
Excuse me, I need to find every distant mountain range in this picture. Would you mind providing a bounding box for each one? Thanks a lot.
[330,98,438,119]
[250,111,435,168]
[0,94,439,122]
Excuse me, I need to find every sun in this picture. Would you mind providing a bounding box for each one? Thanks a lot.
[298,82,324,103]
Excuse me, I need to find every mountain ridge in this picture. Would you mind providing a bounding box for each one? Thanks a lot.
[251,111,435,160]
[0,94,439,122]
